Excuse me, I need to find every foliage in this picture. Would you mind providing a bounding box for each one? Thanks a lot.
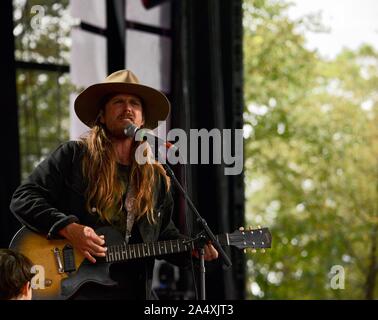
[14,0,71,63]
[13,0,76,179]
[243,0,378,299]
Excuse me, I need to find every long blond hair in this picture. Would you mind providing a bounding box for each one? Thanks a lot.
[79,124,170,224]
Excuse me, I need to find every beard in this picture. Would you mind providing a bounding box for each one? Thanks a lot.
[105,124,126,139]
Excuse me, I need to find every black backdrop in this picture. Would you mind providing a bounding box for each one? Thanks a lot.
[0,0,22,251]
[170,0,245,299]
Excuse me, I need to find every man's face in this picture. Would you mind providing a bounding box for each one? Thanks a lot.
[100,93,145,138]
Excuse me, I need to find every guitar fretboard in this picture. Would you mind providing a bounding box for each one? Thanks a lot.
[105,239,196,263]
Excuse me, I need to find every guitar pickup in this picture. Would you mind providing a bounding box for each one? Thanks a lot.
[62,245,76,273]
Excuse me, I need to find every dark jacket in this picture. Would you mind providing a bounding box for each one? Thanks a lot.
[10,141,191,299]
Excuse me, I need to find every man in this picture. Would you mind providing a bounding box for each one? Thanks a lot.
[10,70,218,299]
[0,249,33,300]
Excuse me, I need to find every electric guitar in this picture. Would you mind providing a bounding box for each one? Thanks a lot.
[9,226,271,300]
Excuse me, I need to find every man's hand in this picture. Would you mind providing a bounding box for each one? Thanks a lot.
[58,223,107,263]
[192,242,219,261]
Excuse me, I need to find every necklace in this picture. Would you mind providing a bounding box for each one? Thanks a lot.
[123,171,135,244]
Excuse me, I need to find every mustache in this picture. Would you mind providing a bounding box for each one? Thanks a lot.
[117,113,134,121]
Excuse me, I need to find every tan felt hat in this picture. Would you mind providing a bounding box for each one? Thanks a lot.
[74,70,170,129]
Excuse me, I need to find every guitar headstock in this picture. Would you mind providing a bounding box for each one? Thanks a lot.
[228,226,272,251]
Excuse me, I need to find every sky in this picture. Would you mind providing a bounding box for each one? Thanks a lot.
[288,0,378,59]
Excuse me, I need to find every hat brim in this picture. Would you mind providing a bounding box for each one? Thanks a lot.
[74,82,170,129]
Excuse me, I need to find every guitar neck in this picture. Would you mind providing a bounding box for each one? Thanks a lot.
[105,234,228,263]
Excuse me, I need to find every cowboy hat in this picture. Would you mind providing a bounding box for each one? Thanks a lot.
[74,70,170,129]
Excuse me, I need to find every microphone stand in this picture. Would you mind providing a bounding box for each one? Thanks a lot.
[124,124,233,300]
[159,159,233,300]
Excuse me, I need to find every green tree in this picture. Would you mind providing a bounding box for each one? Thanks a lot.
[13,0,76,179]
[243,0,378,299]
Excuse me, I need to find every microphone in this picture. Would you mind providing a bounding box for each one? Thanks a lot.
[124,123,178,152]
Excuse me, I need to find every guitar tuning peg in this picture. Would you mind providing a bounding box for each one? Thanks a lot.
[239,226,245,231]
[248,226,253,231]
[251,249,257,253]
[257,225,261,229]
[260,249,266,253]
[243,249,247,254]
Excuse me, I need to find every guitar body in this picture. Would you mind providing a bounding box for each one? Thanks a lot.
[9,226,121,300]
[9,225,271,300]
